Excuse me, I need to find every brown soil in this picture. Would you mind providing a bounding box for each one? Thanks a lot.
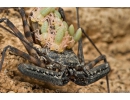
[0,7,130,93]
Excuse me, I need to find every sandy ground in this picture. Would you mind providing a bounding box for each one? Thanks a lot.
[0,7,130,93]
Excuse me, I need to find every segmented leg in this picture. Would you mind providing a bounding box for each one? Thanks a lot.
[76,7,110,92]
[81,28,103,56]
[81,28,110,93]
[0,18,38,58]
[83,55,107,71]
[76,7,85,65]
[18,7,33,44]
[0,19,50,62]
[58,7,66,21]
[0,45,45,71]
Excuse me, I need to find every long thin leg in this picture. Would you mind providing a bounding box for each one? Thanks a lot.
[0,23,50,62]
[0,45,45,71]
[18,7,33,44]
[0,18,38,58]
[84,55,106,70]
[81,28,103,56]
[76,7,85,65]
[0,7,31,41]
[81,28,110,93]
[76,7,110,93]
[58,7,66,21]
[0,24,40,54]
[88,56,105,67]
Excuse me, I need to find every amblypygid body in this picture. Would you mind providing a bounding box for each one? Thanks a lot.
[0,7,110,92]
